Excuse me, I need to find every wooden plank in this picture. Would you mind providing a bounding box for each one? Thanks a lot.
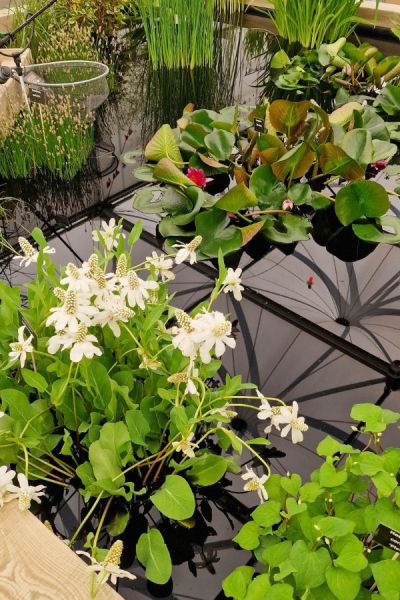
[0,500,124,600]
[245,1,400,29]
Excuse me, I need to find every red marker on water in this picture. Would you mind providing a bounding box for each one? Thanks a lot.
[307,276,314,289]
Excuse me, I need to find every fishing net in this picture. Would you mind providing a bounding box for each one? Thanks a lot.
[22,60,109,116]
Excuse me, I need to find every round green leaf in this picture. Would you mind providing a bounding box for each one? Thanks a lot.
[136,528,172,584]
[233,521,260,551]
[326,566,361,600]
[145,124,183,164]
[353,215,400,244]
[204,130,235,160]
[335,180,389,226]
[132,187,164,214]
[250,164,287,209]
[150,474,195,520]
[187,454,228,486]
[262,214,312,244]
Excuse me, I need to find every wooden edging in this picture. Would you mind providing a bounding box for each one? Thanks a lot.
[0,500,124,599]
[245,1,400,30]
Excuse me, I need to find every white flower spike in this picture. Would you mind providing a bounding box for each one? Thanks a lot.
[0,466,16,508]
[145,252,175,282]
[13,237,55,268]
[7,473,46,511]
[78,541,136,587]
[241,466,268,503]
[173,236,202,265]
[222,267,244,301]
[9,326,34,368]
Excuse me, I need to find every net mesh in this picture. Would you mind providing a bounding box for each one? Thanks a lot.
[23,60,109,114]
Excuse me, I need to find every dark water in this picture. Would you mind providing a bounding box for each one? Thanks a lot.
[1,26,400,600]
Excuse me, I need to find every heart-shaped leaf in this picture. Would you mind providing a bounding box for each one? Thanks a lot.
[353,215,400,244]
[153,158,194,187]
[335,180,389,226]
[145,124,183,164]
[262,214,312,244]
[195,210,242,257]
[216,182,257,212]
[204,130,235,160]
[250,164,287,208]
[269,99,311,137]
[319,143,365,180]
[150,474,195,520]
[272,143,316,181]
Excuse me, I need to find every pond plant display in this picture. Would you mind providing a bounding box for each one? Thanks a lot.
[0,222,309,596]
[132,97,400,263]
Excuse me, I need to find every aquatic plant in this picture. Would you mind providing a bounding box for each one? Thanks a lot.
[223,402,400,599]
[268,0,379,49]
[0,97,94,180]
[135,0,243,69]
[131,99,400,261]
[0,222,306,594]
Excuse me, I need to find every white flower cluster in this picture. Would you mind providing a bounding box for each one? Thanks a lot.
[257,391,308,444]
[13,237,55,268]
[171,309,236,365]
[0,466,45,511]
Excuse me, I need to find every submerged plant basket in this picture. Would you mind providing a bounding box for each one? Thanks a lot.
[22,60,109,117]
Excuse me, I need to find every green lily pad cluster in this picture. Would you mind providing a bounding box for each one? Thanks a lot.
[132,98,400,259]
[223,403,400,600]
[268,38,400,103]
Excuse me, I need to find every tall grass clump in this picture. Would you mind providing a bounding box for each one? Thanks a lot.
[270,0,380,48]
[136,0,243,69]
[0,97,94,180]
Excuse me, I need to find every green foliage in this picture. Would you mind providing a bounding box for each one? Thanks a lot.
[133,98,400,259]
[223,403,400,600]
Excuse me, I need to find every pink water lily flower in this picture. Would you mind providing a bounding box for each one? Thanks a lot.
[187,167,208,187]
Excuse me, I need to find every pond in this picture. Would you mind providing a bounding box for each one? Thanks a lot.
[1,17,400,600]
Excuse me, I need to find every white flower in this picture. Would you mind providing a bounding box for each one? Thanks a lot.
[222,268,244,301]
[241,466,268,503]
[46,290,97,331]
[209,405,238,419]
[138,349,162,371]
[7,473,46,511]
[48,325,102,362]
[119,270,158,310]
[172,432,197,458]
[256,390,284,433]
[171,310,199,360]
[93,300,134,337]
[12,237,55,268]
[167,369,199,395]
[275,401,308,444]
[92,218,125,251]
[60,262,91,293]
[9,326,34,368]
[193,311,236,364]
[0,466,16,507]
[173,235,202,265]
[145,252,175,282]
[77,541,136,587]
[0,412,4,418]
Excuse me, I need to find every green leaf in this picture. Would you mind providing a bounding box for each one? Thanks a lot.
[373,84,400,116]
[266,584,294,599]
[216,183,257,212]
[262,214,312,244]
[187,454,228,486]
[372,471,398,497]
[153,158,194,187]
[249,164,287,209]
[350,403,398,433]
[88,421,131,483]
[317,436,359,458]
[284,497,307,518]
[317,516,354,539]
[150,475,195,520]
[335,179,390,226]
[251,500,282,528]
[326,566,361,600]
[85,361,112,410]
[145,124,183,164]
[371,559,400,600]
[133,165,156,182]
[319,143,364,181]
[269,99,311,137]
[288,183,313,206]
[195,210,242,257]
[132,187,164,214]
[372,139,398,163]
[340,129,373,167]
[233,521,260,551]
[262,541,292,569]
[21,369,48,393]
[222,566,255,600]
[204,130,235,160]
[125,410,150,446]
[281,473,302,496]
[106,511,130,536]
[271,49,290,69]
[128,219,143,247]
[244,574,271,600]
[333,540,368,573]
[136,528,172,585]
[290,540,331,590]
[353,215,400,245]
[329,102,364,126]
[272,143,316,181]
[181,123,209,149]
